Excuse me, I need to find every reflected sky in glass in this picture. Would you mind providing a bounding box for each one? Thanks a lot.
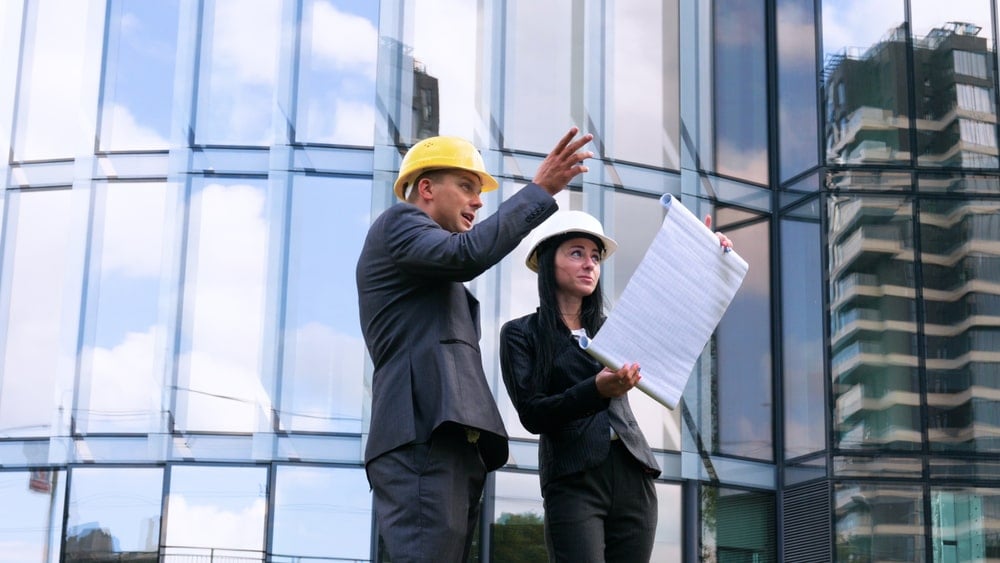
[608,0,680,170]
[13,0,89,160]
[65,467,162,554]
[781,219,825,459]
[195,0,280,145]
[0,190,76,438]
[713,0,768,185]
[178,180,273,432]
[0,470,65,563]
[280,176,370,432]
[272,466,371,559]
[503,1,576,153]
[99,0,179,150]
[164,465,267,551]
[716,220,773,461]
[295,0,377,145]
[777,0,818,181]
[81,183,175,434]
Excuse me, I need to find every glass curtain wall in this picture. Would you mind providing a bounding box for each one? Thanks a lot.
[821,0,1000,560]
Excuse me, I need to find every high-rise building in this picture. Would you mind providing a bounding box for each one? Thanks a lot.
[0,1,997,561]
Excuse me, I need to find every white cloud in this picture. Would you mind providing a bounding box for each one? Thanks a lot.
[330,99,376,146]
[86,327,164,430]
[310,1,378,79]
[210,0,280,86]
[282,322,366,431]
[165,494,266,550]
[102,103,170,150]
[97,181,170,278]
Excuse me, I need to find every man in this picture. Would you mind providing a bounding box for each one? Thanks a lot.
[356,128,593,562]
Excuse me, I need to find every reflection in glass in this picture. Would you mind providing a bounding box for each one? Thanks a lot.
[98,0,179,151]
[381,0,485,144]
[713,0,768,184]
[492,471,546,562]
[163,465,267,554]
[503,1,577,154]
[835,484,924,562]
[177,180,273,432]
[65,467,162,561]
[920,199,1000,453]
[777,0,818,181]
[701,486,775,562]
[272,466,371,560]
[652,482,682,562]
[0,470,65,562]
[79,183,175,434]
[0,190,76,438]
[931,488,1000,561]
[12,0,90,160]
[828,195,919,451]
[280,177,369,432]
[919,172,1000,194]
[607,0,680,170]
[822,0,909,165]
[296,0,377,145]
[909,0,998,169]
[605,189,683,451]
[716,221,773,461]
[194,0,280,145]
[781,219,825,458]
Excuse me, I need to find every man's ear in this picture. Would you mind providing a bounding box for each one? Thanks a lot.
[416,177,435,201]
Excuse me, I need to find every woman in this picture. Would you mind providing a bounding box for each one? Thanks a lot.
[499,210,660,563]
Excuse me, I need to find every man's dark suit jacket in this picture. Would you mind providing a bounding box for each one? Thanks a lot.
[499,312,661,489]
[356,183,557,472]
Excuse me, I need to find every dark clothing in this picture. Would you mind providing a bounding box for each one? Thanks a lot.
[367,423,487,563]
[357,183,558,560]
[499,311,660,562]
[543,440,657,563]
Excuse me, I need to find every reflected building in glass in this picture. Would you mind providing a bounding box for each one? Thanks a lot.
[0,0,997,561]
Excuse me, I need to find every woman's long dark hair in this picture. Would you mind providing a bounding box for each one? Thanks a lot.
[532,232,607,386]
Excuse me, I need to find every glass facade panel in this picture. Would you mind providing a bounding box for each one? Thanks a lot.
[828,195,920,451]
[822,0,909,166]
[272,465,371,560]
[910,1,998,169]
[382,0,486,144]
[653,482,682,562]
[607,0,680,170]
[280,176,369,433]
[65,467,162,560]
[502,1,578,154]
[781,219,826,458]
[835,484,925,562]
[713,0,768,184]
[0,470,65,562]
[295,0,377,146]
[919,172,1000,194]
[931,487,1000,562]
[176,179,274,433]
[701,486,776,562]
[0,189,78,438]
[194,0,281,146]
[78,182,176,434]
[716,220,773,460]
[777,0,819,181]
[12,0,90,161]
[492,471,545,562]
[98,0,179,151]
[163,465,267,555]
[921,198,1000,453]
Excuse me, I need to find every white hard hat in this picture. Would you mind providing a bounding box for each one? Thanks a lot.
[525,210,618,272]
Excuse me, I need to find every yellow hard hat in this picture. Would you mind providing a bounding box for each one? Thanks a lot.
[393,136,499,200]
[525,210,618,272]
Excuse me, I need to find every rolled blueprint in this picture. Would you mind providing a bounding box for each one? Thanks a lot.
[578,194,749,409]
